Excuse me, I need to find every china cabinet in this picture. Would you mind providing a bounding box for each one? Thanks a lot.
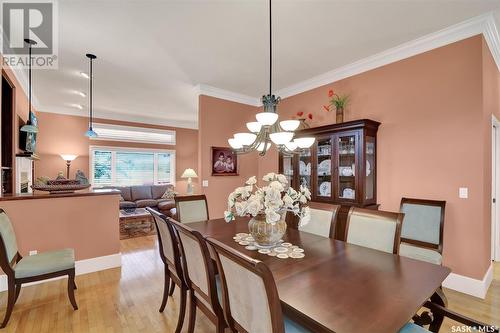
[279,119,380,240]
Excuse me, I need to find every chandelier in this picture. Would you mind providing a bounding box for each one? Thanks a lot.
[227,0,315,156]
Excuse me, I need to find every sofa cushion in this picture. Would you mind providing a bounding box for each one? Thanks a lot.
[158,199,175,211]
[152,184,173,200]
[120,201,137,209]
[131,186,153,201]
[102,186,132,201]
[136,199,158,208]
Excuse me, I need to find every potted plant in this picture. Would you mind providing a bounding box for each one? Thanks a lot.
[224,173,311,248]
[324,89,349,123]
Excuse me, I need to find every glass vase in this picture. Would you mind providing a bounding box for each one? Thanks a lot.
[248,213,287,248]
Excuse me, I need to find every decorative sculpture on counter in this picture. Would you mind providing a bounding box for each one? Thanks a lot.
[75,170,89,185]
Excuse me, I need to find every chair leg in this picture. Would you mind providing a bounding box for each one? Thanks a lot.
[187,291,197,333]
[1,280,16,328]
[67,269,78,310]
[175,286,187,333]
[14,283,21,304]
[159,267,170,313]
[73,281,77,290]
[168,280,175,296]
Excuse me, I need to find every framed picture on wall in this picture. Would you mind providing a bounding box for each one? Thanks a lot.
[211,147,238,176]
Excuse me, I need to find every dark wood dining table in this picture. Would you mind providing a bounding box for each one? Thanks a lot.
[189,217,451,333]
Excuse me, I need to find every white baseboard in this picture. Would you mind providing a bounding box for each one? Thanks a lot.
[0,253,122,292]
[442,263,494,299]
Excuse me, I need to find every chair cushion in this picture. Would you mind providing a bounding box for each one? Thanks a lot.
[119,201,137,209]
[284,316,312,333]
[15,248,75,279]
[152,185,172,199]
[398,323,429,333]
[399,243,442,265]
[135,199,158,208]
[131,186,153,201]
[0,211,19,263]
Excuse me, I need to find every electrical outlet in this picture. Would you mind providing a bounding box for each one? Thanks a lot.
[202,180,209,187]
[459,187,468,199]
[29,250,37,256]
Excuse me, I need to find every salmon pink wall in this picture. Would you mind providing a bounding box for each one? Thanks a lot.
[198,95,259,218]
[33,112,198,194]
[258,35,496,280]
[0,193,120,260]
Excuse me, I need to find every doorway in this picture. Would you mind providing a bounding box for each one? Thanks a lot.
[492,115,500,261]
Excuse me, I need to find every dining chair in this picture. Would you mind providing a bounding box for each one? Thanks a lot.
[146,207,188,333]
[399,198,446,265]
[0,208,77,328]
[345,207,404,254]
[207,237,311,333]
[168,219,226,333]
[174,195,209,224]
[298,202,340,238]
[399,300,499,333]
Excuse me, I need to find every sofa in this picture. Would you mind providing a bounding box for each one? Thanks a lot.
[103,184,176,217]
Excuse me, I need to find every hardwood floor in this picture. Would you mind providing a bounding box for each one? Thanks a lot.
[0,235,498,332]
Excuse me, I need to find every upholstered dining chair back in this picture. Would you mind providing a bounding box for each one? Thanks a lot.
[207,237,286,333]
[345,207,404,254]
[169,219,222,317]
[146,208,182,274]
[0,210,19,266]
[298,203,340,238]
[399,198,445,252]
[175,195,209,224]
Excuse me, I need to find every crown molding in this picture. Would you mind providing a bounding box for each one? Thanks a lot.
[196,84,261,107]
[37,106,198,130]
[276,12,500,99]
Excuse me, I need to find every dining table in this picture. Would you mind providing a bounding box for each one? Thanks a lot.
[188,217,451,333]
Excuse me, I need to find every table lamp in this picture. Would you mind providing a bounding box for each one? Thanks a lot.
[60,154,78,179]
[181,168,198,195]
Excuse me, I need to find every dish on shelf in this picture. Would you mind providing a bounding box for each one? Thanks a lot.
[339,166,353,177]
[319,182,331,196]
[318,159,331,176]
[366,161,371,176]
[342,188,355,199]
[299,162,311,176]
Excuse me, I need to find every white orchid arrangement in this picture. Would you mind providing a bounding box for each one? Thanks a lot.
[224,173,311,226]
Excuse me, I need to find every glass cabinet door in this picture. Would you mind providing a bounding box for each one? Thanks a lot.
[365,136,376,201]
[336,134,357,201]
[281,154,294,188]
[298,148,312,191]
[316,137,332,199]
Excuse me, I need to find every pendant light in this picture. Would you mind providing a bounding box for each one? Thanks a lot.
[20,39,39,133]
[227,0,315,156]
[84,53,98,138]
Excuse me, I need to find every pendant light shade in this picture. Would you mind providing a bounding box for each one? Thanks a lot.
[20,39,39,134]
[84,53,98,138]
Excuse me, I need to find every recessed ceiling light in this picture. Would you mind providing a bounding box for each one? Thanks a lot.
[75,91,86,97]
[71,104,84,110]
[80,72,89,79]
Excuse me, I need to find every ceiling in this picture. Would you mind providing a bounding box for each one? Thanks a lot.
[30,0,500,129]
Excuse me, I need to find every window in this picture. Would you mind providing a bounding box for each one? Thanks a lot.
[90,123,176,145]
[90,147,175,187]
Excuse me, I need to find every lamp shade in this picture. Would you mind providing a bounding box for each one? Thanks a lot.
[228,138,243,149]
[20,123,39,133]
[181,168,198,178]
[256,112,278,126]
[60,154,78,161]
[234,133,256,146]
[279,120,300,131]
[294,137,316,148]
[270,132,294,145]
[246,122,262,133]
[257,142,271,152]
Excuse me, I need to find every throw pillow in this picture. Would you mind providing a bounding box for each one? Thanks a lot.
[162,188,178,199]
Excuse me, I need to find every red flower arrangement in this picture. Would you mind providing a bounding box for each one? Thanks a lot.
[324,88,349,123]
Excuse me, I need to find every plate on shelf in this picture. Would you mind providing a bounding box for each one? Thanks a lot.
[318,159,331,176]
[299,161,306,175]
[319,182,331,196]
[342,188,355,199]
[339,166,353,177]
[366,161,371,176]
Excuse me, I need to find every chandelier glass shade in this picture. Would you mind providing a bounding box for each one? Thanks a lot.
[227,0,314,156]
